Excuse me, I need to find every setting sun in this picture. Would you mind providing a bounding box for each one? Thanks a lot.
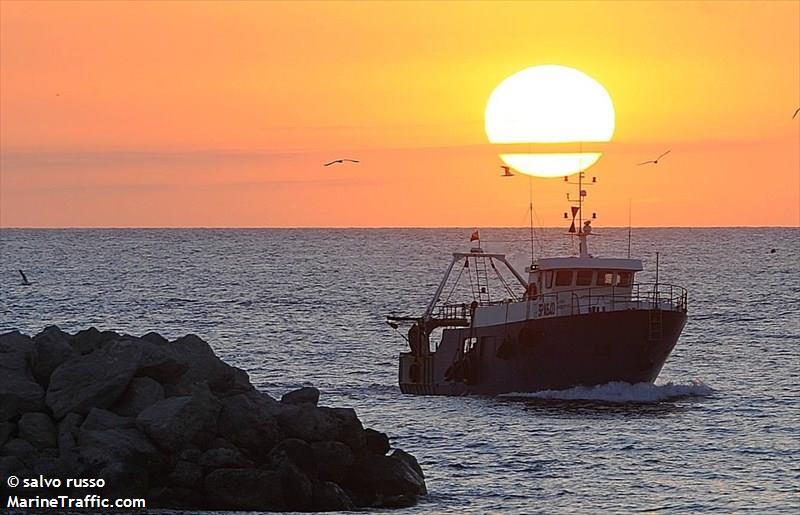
[485,65,615,177]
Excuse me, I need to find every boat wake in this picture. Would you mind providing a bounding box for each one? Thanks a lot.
[501,380,714,404]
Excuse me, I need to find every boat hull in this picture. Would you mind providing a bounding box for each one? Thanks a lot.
[399,309,687,396]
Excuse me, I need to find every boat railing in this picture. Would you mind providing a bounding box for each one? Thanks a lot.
[431,282,686,323]
[568,282,687,316]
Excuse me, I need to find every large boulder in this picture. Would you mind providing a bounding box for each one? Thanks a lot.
[345,452,427,508]
[281,386,320,407]
[198,447,253,470]
[312,480,355,511]
[18,412,57,449]
[31,326,76,386]
[217,390,282,457]
[78,423,162,474]
[46,339,143,419]
[113,377,165,417]
[204,468,285,510]
[311,441,354,484]
[135,337,188,384]
[277,405,365,454]
[170,335,252,394]
[0,422,15,447]
[136,384,221,452]
[0,331,45,420]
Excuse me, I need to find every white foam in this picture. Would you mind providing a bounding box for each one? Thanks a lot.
[501,380,715,403]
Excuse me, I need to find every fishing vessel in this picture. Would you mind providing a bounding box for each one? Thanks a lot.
[389,172,688,396]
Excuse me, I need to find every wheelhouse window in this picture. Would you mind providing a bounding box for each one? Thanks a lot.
[576,270,593,286]
[597,271,615,286]
[618,271,632,287]
[555,270,573,286]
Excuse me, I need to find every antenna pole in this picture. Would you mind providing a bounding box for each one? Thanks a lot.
[627,199,632,259]
[528,176,535,266]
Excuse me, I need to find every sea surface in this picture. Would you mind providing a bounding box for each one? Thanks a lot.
[1,228,798,514]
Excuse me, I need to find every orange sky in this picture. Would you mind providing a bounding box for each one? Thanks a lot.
[1,0,798,228]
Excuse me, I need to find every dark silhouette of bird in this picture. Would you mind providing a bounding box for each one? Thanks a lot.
[324,159,359,167]
[18,269,31,285]
[500,165,514,177]
[793,108,799,119]
[638,150,671,166]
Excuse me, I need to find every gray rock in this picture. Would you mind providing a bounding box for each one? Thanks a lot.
[277,405,365,452]
[140,332,169,345]
[81,408,136,431]
[277,460,313,511]
[113,376,165,417]
[78,425,161,472]
[31,326,76,386]
[0,455,26,478]
[136,338,188,384]
[46,339,143,418]
[204,468,285,510]
[168,460,203,489]
[311,440,355,484]
[345,452,427,506]
[170,334,252,394]
[71,327,106,354]
[391,448,425,484]
[0,422,15,448]
[217,390,282,457]
[98,460,149,498]
[281,386,320,407]
[312,480,355,511]
[198,447,253,470]
[57,413,84,472]
[0,331,44,421]
[18,412,57,449]
[2,438,35,460]
[364,428,390,455]
[148,486,199,509]
[268,438,317,479]
[177,447,202,463]
[136,384,221,452]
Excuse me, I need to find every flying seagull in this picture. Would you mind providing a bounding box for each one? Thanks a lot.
[500,165,514,177]
[324,159,359,167]
[793,108,799,119]
[638,150,671,166]
[18,269,31,286]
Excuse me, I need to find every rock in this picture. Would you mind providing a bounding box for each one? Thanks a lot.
[98,461,149,498]
[31,326,76,386]
[148,486,199,509]
[113,377,165,417]
[57,413,84,472]
[217,390,282,457]
[311,441,355,484]
[312,480,355,511]
[345,453,427,507]
[136,384,221,452]
[0,422,15,447]
[46,339,143,419]
[177,447,202,463]
[281,386,320,406]
[390,448,425,484]
[81,408,136,431]
[168,460,204,489]
[135,338,188,384]
[18,412,57,449]
[140,332,169,345]
[277,405,365,454]
[71,327,106,354]
[78,424,164,480]
[364,428,390,455]
[268,438,317,479]
[204,468,285,510]
[170,334,252,394]
[1,438,35,459]
[277,461,313,511]
[0,331,45,421]
[198,447,253,470]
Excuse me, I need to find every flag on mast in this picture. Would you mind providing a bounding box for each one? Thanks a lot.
[470,230,480,242]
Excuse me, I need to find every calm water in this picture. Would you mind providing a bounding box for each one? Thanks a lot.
[1,228,799,513]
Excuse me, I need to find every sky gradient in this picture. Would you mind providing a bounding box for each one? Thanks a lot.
[1,1,799,228]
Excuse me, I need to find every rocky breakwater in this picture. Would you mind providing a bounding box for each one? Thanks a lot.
[0,327,426,510]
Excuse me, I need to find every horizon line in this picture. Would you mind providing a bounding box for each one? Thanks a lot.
[1,225,798,230]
